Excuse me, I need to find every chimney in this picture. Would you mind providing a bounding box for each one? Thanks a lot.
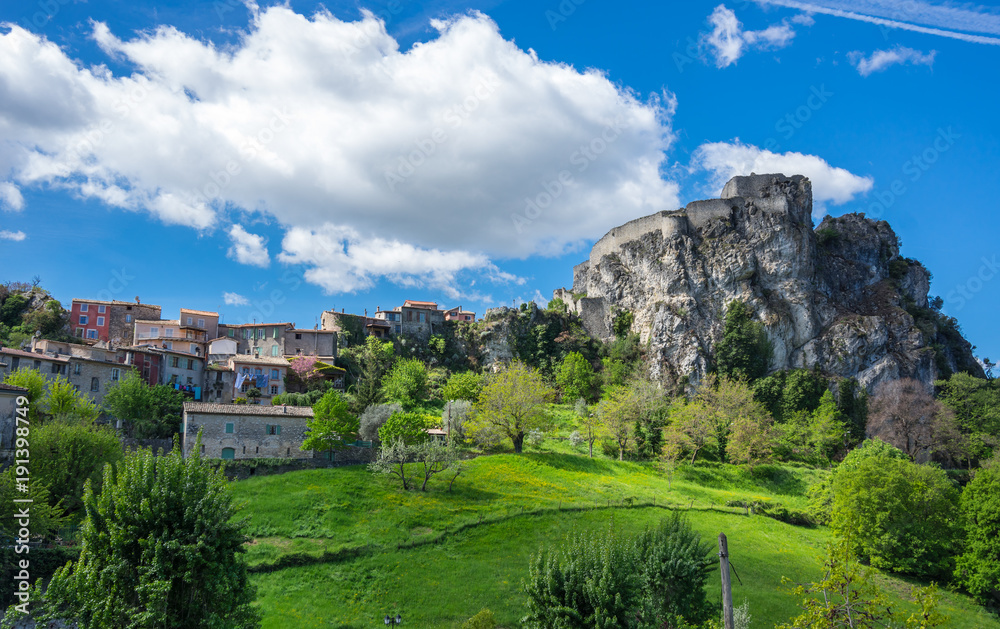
[341,308,344,313]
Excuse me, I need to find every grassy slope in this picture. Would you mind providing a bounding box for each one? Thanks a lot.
[233,454,998,629]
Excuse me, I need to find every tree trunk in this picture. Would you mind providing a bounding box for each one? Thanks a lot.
[589,440,594,458]
[513,432,524,454]
[619,445,623,461]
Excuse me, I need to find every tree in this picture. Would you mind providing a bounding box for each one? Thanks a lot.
[2,368,46,422]
[659,428,685,490]
[442,399,473,442]
[936,372,1000,465]
[31,421,123,513]
[556,351,595,403]
[868,378,964,462]
[954,460,1000,608]
[303,390,360,458]
[441,371,483,402]
[831,444,961,579]
[36,441,260,629]
[598,385,638,461]
[380,358,428,409]
[575,398,600,458]
[667,398,719,464]
[358,403,403,442]
[714,300,773,383]
[350,335,395,409]
[413,440,462,491]
[369,438,414,490]
[778,540,945,629]
[467,361,553,453]
[697,375,774,464]
[104,372,186,438]
[44,376,98,424]
[0,468,69,542]
[378,411,429,446]
[726,394,775,469]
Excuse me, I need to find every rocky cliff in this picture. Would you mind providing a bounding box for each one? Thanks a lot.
[554,173,982,391]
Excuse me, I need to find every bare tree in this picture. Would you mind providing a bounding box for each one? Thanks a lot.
[868,378,966,462]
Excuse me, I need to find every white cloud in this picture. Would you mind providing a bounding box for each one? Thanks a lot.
[849,46,936,76]
[704,5,798,68]
[227,225,270,267]
[0,183,24,211]
[0,9,680,294]
[757,0,1000,45]
[691,141,873,209]
[0,229,26,241]
[223,292,250,306]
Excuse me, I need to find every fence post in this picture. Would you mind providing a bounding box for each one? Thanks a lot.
[719,533,734,629]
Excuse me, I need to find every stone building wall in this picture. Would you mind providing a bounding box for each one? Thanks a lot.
[182,403,315,459]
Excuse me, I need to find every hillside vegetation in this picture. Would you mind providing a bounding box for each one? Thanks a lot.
[232,455,998,628]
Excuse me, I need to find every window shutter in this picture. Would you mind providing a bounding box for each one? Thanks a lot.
[277,425,282,435]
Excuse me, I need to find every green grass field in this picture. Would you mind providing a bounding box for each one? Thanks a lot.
[232,453,999,629]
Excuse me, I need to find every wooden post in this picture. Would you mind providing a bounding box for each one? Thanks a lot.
[719,533,734,629]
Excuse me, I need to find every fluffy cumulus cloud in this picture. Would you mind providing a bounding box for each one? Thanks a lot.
[0,229,26,241]
[0,8,679,294]
[691,141,873,211]
[849,46,937,76]
[227,225,270,267]
[704,5,798,68]
[223,292,250,306]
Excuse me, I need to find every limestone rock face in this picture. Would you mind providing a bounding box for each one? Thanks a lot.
[554,174,982,391]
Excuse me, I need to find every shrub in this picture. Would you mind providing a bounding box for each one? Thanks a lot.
[954,461,1000,608]
[359,403,403,442]
[832,446,961,579]
[522,514,714,628]
[462,608,497,629]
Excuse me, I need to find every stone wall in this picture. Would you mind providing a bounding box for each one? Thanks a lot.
[182,404,315,459]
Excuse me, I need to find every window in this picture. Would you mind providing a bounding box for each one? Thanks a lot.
[271,345,279,357]
[98,305,106,314]
[111,368,120,381]
[270,385,278,395]
[407,310,412,322]
[76,328,84,337]
[9,357,18,369]
[171,357,180,368]
[198,318,205,328]
[269,369,278,379]
[187,359,194,370]
[165,328,174,337]
[186,317,193,325]
[419,312,426,323]
[80,303,88,312]
[296,348,302,355]
[73,363,81,375]
[164,342,172,350]
[395,325,401,334]
[51,363,60,374]
[96,316,105,327]
[91,377,99,391]
[257,328,264,339]
[266,425,281,435]
[150,327,159,336]
[295,333,302,340]
[254,368,262,375]
[228,329,234,337]
[186,376,193,384]
[273,327,279,339]
[79,315,89,325]
[241,367,250,374]
[87,330,97,340]
[126,314,132,323]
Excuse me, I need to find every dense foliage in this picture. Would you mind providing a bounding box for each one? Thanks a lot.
[467,361,554,453]
[31,421,123,513]
[103,370,186,438]
[302,390,360,457]
[35,442,260,629]
[714,301,773,383]
[831,440,961,579]
[522,514,715,628]
[954,461,1000,608]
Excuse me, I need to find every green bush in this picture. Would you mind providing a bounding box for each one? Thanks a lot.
[955,462,1000,608]
[522,514,715,628]
[462,608,497,629]
[832,444,961,579]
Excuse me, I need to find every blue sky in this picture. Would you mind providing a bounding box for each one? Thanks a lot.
[0,0,997,362]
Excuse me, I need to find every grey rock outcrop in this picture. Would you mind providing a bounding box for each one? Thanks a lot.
[555,173,982,391]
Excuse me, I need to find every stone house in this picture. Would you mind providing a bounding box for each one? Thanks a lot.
[230,355,289,402]
[70,298,161,344]
[443,305,477,322]
[218,322,337,362]
[0,383,28,452]
[181,402,315,459]
[0,347,70,382]
[321,310,390,343]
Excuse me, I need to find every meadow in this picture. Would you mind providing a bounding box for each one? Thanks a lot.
[232,449,1000,628]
